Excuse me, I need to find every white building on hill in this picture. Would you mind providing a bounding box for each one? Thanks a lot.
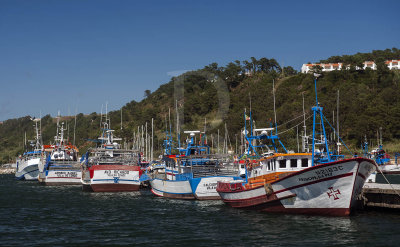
[301,59,400,73]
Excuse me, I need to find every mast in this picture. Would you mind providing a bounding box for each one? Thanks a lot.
[73,108,77,146]
[249,93,253,137]
[175,100,180,148]
[40,110,43,145]
[100,104,103,128]
[225,122,228,154]
[311,74,330,166]
[302,93,308,152]
[120,108,123,130]
[105,102,109,129]
[273,79,277,135]
[217,129,220,154]
[337,90,339,139]
[337,90,340,153]
[145,122,148,161]
[24,131,27,150]
[297,125,299,153]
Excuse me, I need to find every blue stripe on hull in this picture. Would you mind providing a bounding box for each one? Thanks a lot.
[15,168,39,180]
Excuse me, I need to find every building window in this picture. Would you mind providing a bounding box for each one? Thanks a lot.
[290,159,297,168]
[301,158,308,167]
[279,160,286,169]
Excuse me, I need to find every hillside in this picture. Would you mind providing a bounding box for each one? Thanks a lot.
[1,48,400,163]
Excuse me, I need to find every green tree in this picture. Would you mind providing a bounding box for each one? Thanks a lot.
[144,90,151,98]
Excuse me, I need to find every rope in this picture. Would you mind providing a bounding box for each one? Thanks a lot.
[277,114,313,135]
[278,112,310,127]
[376,166,400,199]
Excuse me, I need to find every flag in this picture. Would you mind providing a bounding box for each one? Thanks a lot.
[245,114,250,120]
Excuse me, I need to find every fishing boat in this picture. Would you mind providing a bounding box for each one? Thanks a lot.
[38,121,81,185]
[15,118,42,181]
[362,137,400,182]
[81,122,142,192]
[217,76,377,216]
[149,130,239,200]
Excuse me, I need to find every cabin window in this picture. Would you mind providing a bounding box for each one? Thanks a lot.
[290,159,297,168]
[279,160,286,169]
[301,158,309,167]
[267,161,271,170]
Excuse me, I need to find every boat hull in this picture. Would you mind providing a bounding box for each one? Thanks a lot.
[150,176,238,200]
[15,158,40,181]
[150,178,195,199]
[379,164,400,174]
[191,176,237,200]
[217,158,376,216]
[39,169,82,185]
[87,165,141,192]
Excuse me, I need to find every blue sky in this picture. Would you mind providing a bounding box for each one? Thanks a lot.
[0,0,399,121]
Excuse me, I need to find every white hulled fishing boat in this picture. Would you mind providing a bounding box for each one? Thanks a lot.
[149,131,239,200]
[217,76,377,216]
[81,121,142,192]
[15,118,42,181]
[38,121,81,185]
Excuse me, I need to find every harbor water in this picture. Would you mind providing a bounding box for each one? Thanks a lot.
[1,174,400,246]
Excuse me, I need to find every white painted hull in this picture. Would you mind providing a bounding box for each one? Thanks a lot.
[379,164,400,174]
[39,169,82,185]
[150,176,238,200]
[191,176,237,200]
[87,165,141,192]
[15,158,40,181]
[217,158,376,216]
[150,178,195,199]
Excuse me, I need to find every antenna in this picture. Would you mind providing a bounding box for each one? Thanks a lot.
[100,104,103,127]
